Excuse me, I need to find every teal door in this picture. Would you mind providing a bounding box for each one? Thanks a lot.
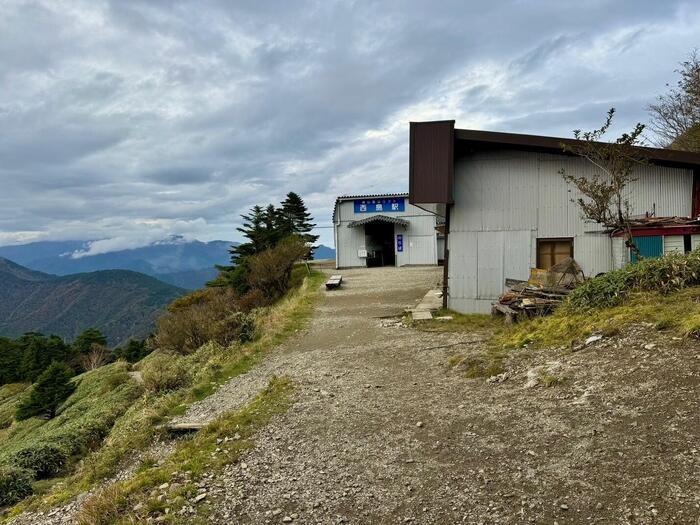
[631,236,663,263]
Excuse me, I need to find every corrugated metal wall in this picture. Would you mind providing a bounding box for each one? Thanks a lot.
[449,149,694,312]
[663,235,685,254]
[692,234,700,251]
[334,198,438,268]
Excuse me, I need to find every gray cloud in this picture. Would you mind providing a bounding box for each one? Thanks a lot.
[0,0,698,249]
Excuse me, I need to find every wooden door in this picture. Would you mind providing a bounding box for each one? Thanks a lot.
[536,238,573,269]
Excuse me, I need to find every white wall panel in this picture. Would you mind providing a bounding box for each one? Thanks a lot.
[692,234,700,251]
[449,149,694,312]
[476,231,505,299]
[574,234,612,277]
[663,235,684,254]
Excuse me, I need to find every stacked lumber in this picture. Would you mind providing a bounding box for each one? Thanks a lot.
[492,258,584,323]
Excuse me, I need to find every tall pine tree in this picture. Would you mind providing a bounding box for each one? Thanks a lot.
[210,192,318,289]
[19,334,75,382]
[279,192,318,252]
[73,328,107,355]
[0,337,23,386]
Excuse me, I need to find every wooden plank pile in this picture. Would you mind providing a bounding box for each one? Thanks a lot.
[492,258,584,324]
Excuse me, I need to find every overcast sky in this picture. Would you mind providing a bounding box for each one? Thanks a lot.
[1,0,698,250]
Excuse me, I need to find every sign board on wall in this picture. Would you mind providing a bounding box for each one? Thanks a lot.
[396,234,403,252]
[354,198,405,213]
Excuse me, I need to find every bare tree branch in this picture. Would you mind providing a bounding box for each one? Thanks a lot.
[560,108,647,259]
[648,50,700,150]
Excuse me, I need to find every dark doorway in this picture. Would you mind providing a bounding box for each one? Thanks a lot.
[365,222,395,267]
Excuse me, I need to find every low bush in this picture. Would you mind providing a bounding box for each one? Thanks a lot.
[154,287,258,354]
[566,251,700,311]
[12,443,68,479]
[140,353,190,393]
[0,465,33,506]
[246,236,309,300]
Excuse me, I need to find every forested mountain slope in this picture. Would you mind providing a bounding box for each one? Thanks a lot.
[0,257,184,345]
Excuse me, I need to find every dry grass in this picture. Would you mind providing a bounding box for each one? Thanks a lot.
[498,287,700,349]
[75,377,294,525]
[4,270,325,519]
[413,309,503,333]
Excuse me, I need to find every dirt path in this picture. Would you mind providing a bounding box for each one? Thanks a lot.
[180,267,699,524]
[10,267,697,524]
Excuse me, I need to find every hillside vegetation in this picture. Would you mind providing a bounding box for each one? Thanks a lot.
[0,363,142,506]
[0,257,184,346]
[1,265,324,519]
[502,250,700,348]
[420,250,700,378]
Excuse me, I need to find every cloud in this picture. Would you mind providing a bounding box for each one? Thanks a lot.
[69,218,208,257]
[0,0,699,249]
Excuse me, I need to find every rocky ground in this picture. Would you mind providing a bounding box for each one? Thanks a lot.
[10,266,700,524]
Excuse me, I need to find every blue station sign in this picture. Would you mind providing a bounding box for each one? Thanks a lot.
[396,234,404,252]
[353,197,405,213]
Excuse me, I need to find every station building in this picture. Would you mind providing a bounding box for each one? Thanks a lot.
[332,193,440,268]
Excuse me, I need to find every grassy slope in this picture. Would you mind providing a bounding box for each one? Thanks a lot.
[4,269,325,519]
[0,384,29,431]
[76,377,294,525]
[0,363,142,469]
[417,287,700,377]
[498,287,700,349]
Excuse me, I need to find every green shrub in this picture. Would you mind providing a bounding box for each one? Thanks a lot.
[0,465,33,506]
[246,236,309,300]
[12,443,68,479]
[566,251,700,311]
[140,354,190,393]
[154,288,256,354]
[102,371,130,393]
[16,361,76,420]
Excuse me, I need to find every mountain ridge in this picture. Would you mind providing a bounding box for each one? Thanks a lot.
[0,257,185,346]
[0,239,336,289]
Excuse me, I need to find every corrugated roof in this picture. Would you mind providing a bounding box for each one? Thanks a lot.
[347,215,409,228]
[336,192,408,200]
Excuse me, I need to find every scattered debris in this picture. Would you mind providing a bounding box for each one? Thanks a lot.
[492,258,585,323]
[585,334,603,345]
[412,310,432,321]
[487,372,509,384]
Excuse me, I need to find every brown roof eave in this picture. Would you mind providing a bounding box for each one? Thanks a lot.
[454,128,700,170]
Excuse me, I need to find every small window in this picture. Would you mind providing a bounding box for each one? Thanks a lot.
[537,238,573,269]
[684,234,692,253]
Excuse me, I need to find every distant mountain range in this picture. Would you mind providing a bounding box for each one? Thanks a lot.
[0,257,184,346]
[0,237,232,290]
[0,237,336,289]
[313,244,335,260]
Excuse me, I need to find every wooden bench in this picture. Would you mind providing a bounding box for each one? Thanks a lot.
[325,274,343,290]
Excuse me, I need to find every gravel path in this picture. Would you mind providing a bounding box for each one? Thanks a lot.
[10,266,699,524]
[192,267,699,524]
